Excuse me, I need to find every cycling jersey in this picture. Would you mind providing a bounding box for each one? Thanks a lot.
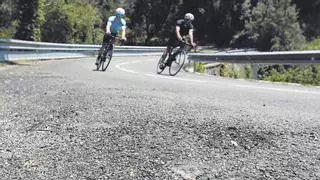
[175,19,194,36]
[108,16,126,34]
[167,19,194,48]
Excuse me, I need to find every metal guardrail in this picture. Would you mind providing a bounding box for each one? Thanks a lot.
[0,39,165,61]
[188,49,320,79]
[188,50,320,64]
[2,38,320,65]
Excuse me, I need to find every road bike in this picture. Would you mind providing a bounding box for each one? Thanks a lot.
[156,40,195,76]
[96,35,124,71]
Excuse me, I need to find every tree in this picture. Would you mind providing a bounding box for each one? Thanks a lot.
[41,0,100,43]
[0,0,19,38]
[293,0,320,39]
[41,0,72,43]
[14,0,45,41]
[234,0,305,51]
[129,0,182,45]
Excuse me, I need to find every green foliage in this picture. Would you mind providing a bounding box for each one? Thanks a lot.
[68,3,100,43]
[193,63,205,73]
[217,63,320,86]
[129,0,181,45]
[219,64,253,79]
[14,0,45,41]
[234,0,305,51]
[244,64,253,79]
[261,65,320,85]
[41,0,72,43]
[0,20,18,38]
[0,0,18,38]
[42,0,100,43]
[0,0,18,29]
[220,64,248,79]
[33,0,45,41]
[304,37,320,50]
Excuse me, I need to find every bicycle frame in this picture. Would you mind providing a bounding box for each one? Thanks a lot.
[156,39,196,76]
[102,35,117,55]
[170,41,194,59]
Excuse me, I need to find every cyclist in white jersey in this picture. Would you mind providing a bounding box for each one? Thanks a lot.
[95,8,127,65]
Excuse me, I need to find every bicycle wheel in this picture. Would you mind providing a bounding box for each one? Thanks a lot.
[156,52,168,74]
[96,54,103,71]
[169,50,186,76]
[101,50,112,71]
[96,44,108,71]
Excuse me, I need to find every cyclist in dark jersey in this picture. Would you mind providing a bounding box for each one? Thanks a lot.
[160,13,196,68]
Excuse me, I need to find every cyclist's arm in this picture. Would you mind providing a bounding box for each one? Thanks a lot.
[120,27,126,40]
[120,19,127,40]
[189,29,194,44]
[106,21,112,34]
[175,26,183,41]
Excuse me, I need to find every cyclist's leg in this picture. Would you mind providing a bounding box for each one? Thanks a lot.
[165,37,178,63]
[159,42,171,70]
[102,35,113,57]
[96,35,109,65]
[164,46,171,60]
[172,40,184,57]
[167,40,181,64]
[107,35,116,57]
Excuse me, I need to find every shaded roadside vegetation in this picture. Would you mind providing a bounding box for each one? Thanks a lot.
[1,0,320,85]
[193,62,320,86]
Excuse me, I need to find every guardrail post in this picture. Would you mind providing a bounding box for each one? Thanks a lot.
[187,57,195,73]
[253,63,258,80]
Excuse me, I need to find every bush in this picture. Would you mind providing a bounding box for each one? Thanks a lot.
[305,37,320,50]
[193,63,205,73]
[0,20,18,38]
[220,64,253,79]
[261,65,320,86]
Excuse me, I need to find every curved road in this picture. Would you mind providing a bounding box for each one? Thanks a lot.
[1,56,320,179]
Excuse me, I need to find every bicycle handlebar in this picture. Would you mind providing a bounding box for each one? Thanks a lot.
[106,34,126,45]
[180,39,197,52]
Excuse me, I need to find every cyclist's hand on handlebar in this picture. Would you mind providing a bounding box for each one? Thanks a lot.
[105,31,111,35]
[191,42,197,47]
[119,38,126,45]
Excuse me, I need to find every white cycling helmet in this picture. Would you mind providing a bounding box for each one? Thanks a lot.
[184,13,194,21]
[115,8,125,16]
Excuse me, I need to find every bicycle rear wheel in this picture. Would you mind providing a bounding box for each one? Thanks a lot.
[169,50,186,76]
[156,52,167,74]
[101,50,112,71]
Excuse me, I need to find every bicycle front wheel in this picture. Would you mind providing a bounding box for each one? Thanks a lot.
[96,55,103,71]
[101,50,112,71]
[169,50,186,76]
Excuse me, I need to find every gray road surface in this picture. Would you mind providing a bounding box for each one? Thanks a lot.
[1,56,320,179]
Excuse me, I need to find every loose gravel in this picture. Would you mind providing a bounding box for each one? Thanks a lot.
[0,62,320,179]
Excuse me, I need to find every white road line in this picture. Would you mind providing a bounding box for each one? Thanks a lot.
[232,84,320,94]
[145,73,208,83]
[116,60,207,83]
[115,62,139,74]
[116,60,320,93]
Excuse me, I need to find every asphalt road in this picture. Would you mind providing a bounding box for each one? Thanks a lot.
[1,56,320,179]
